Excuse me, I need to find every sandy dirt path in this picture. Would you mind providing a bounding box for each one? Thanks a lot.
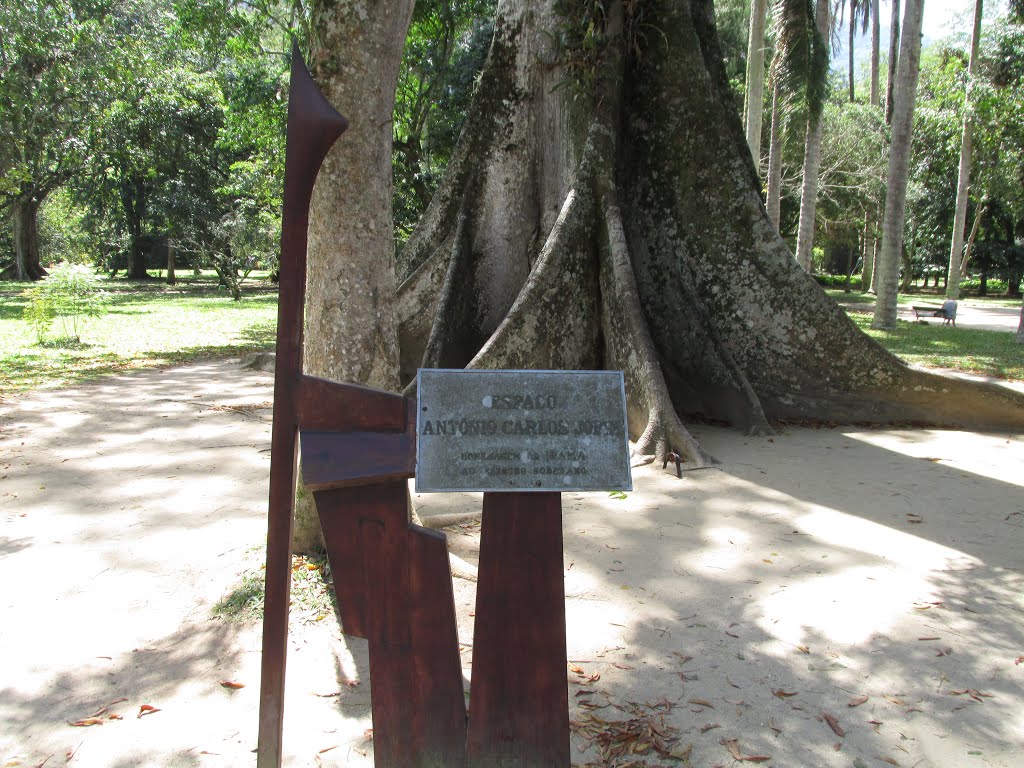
[1,359,1022,767]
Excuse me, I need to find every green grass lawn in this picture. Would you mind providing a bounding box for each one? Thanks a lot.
[0,273,277,398]
[846,312,1024,381]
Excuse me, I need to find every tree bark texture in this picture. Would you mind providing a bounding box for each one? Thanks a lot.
[293,0,414,553]
[794,0,831,271]
[873,0,925,329]
[945,0,982,300]
[393,0,1024,466]
[12,196,44,281]
[743,0,768,167]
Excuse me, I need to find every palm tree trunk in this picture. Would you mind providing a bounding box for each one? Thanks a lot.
[872,0,925,329]
[945,0,982,300]
[870,0,880,104]
[794,0,831,271]
[848,0,856,102]
[744,0,769,167]
[766,77,783,229]
[884,0,901,124]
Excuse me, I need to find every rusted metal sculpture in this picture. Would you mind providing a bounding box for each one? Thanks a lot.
[257,45,569,768]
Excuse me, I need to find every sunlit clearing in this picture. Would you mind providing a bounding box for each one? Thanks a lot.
[797,508,979,572]
[758,565,934,647]
[846,430,1024,489]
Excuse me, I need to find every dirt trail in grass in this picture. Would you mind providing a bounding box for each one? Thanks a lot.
[1,359,1022,767]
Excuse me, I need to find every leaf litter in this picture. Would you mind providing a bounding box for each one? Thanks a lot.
[571,699,693,766]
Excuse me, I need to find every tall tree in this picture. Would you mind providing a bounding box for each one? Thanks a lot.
[873,0,926,328]
[291,0,415,552]
[860,0,882,289]
[793,0,832,271]
[0,0,124,280]
[381,0,1024,469]
[744,0,770,165]
[885,0,901,123]
[945,0,984,299]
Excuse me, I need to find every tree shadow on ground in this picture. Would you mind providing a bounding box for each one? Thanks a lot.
[552,425,1023,767]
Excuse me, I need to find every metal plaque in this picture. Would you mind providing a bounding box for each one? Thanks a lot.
[415,369,632,493]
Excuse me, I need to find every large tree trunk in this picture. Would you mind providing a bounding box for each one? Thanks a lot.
[794,0,831,271]
[945,0,982,300]
[394,0,1024,465]
[292,0,414,553]
[848,0,856,102]
[743,0,768,167]
[12,195,45,281]
[873,0,925,329]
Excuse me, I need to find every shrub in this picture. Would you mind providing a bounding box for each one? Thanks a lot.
[22,263,109,343]
[814,273,863,291]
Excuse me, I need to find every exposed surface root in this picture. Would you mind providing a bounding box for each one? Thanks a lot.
[598,190,713,466]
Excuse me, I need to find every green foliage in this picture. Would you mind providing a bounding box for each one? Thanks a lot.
[393,0,495,242]
[22,263,109,343]
[770,0,830,128]
[815,273,864,290]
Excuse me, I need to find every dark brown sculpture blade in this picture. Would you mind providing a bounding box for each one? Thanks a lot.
[257,42,348,768]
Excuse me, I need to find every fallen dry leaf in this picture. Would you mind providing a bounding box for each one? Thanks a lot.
[821,711,845,737]
[219,680,245,689]
[569,664,586,676]
[848,695,869,707]
[137,704,161,718]
[612,663,634,670]
[949,689,994,702]
[876,757,900,767]
[795,645,810,654]
[721,738,743,761]
[68,718,105,727]
[773,689,798,699]
[882,695,906,706]
[935,648,953,657]
[700,722,721,733]
[918,636,940,641]
[317,746,338,754]
[687,698,714,709]
[719,737,770,762]
[1016,656,1024,665]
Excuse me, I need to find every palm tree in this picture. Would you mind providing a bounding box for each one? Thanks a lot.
[884,0,901,124]
[843,0,872,102]
[793,0,832,271]
[873,0,926,329]
[744,0,770,166]
[946,0,983,300]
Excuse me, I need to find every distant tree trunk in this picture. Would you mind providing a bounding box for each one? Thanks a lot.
[848,0,856,102]
[870,0,880,104]
[766,77,783,229]
[861,211,874,288]
[166,239,176,285]
[122,178,150,279]
[1016,302,1024,344]
[945,0,982,300]
[292,0,414,554]
[744,0,768,167]
[960,200,985,277]
[873,0,924,329]
[12,196,45,281]
[794,0,831,271]
[885,0,901,124]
